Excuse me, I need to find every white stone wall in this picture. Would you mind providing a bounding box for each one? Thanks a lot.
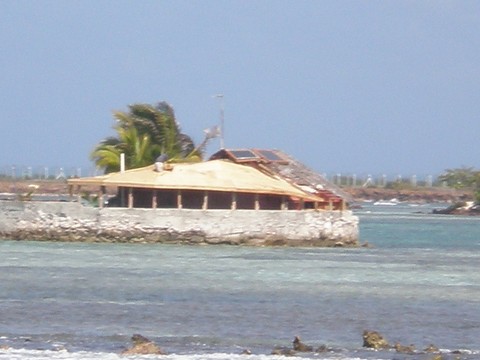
[0,201,359,247]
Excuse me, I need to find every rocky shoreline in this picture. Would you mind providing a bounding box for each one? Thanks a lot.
[1,330,470,359]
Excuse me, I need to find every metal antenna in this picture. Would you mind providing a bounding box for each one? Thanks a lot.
[213,94,225,149]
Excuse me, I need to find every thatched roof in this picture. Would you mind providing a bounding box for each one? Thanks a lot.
[210,149,353,203]
[68,159,323,201]
[260,151,353,202]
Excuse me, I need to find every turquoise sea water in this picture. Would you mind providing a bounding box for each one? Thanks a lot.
[0,203,479,360]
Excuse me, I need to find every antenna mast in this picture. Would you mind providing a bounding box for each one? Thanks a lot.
[214,94,225,149]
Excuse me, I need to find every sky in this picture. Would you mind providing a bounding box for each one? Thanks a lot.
[1,1,479,179]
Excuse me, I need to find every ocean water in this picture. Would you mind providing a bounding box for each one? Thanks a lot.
[0,203,479,360]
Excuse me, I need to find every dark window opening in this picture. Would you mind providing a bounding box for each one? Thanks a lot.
[181,190,204,209]
[208,191,232,209]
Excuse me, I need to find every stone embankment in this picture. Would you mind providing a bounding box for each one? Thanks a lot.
[0,201,359,247]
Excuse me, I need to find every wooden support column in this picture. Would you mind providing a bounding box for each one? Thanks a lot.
[281,196,287,210]
[202,191,209,210]
[231,193,237,210]
[177,190,182,209]
[128,187,133,209]
[299,198,305,210]
[152,190,157,209]
[254,194,260,210]
[76,186,82,204]
[98,186,106,208]
[328,198,333,211]
[70,184,78,203]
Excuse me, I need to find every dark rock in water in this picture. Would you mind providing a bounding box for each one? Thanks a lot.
[433,202,480,216]
[131,333,151,345]
[292,336,313,352]
[271,347,296,356]
[315,344,330,353]
[433,203,462,214]
[362,330,390,349]
[394,342,415,354]
[424,344,440,353]
[121,334,166,355]
[241,349,252,355]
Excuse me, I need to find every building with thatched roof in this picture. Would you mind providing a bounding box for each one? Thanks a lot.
[52,149,358,247]
[68,149,350,211]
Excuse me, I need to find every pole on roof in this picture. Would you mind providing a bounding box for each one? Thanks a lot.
[120,153,125,173]
[214,94,225,149]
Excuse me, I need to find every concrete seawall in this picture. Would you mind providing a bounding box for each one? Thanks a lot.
[0,201,359,247]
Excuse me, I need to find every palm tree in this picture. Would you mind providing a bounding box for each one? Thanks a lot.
[91,102,201,173]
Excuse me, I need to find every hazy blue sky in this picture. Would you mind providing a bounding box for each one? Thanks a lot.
[1,1,479,178]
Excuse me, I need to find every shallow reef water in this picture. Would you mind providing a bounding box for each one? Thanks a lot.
[0,204,479,359]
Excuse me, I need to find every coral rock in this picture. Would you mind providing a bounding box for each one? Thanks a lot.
[292,336,313,352]
[394,342,415,354]
[121,334,166,355]
[362,330,390,349]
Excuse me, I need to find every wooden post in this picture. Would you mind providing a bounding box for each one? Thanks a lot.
[76,186,82,204]
[328,198,333,211]
[69,184,77,202]
[281,196,287,210]
[231,192,237,210]
[254,194,260,210]
[98,186,106,208]
[202,191,208,210]
[98,190,102,208]
[177,190,182,209]
[299,198,305,210]
[152,190,157,209]
[128,188,133,209]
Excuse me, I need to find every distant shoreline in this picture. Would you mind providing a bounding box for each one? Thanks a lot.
[343,187,471,204]
[0,179,472,204]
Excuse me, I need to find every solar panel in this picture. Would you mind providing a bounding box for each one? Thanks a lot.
[254,149,284,161]
[227,149,260,160]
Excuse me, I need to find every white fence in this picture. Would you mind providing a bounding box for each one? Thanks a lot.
[1,165,443,188]
[0,165,101,180]
[322,173,440,188]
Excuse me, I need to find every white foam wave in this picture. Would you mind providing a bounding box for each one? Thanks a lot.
[0,348,378,360]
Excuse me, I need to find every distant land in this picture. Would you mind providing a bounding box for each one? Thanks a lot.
[0,179,472,205]
[343,187,471,204]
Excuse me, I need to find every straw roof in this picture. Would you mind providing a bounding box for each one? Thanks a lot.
[210,148,353,203]
[68,160,323,201]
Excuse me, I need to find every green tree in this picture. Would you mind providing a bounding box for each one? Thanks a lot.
[91,102,201,173]
[439,167,476,189]
[439,167,480,203]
